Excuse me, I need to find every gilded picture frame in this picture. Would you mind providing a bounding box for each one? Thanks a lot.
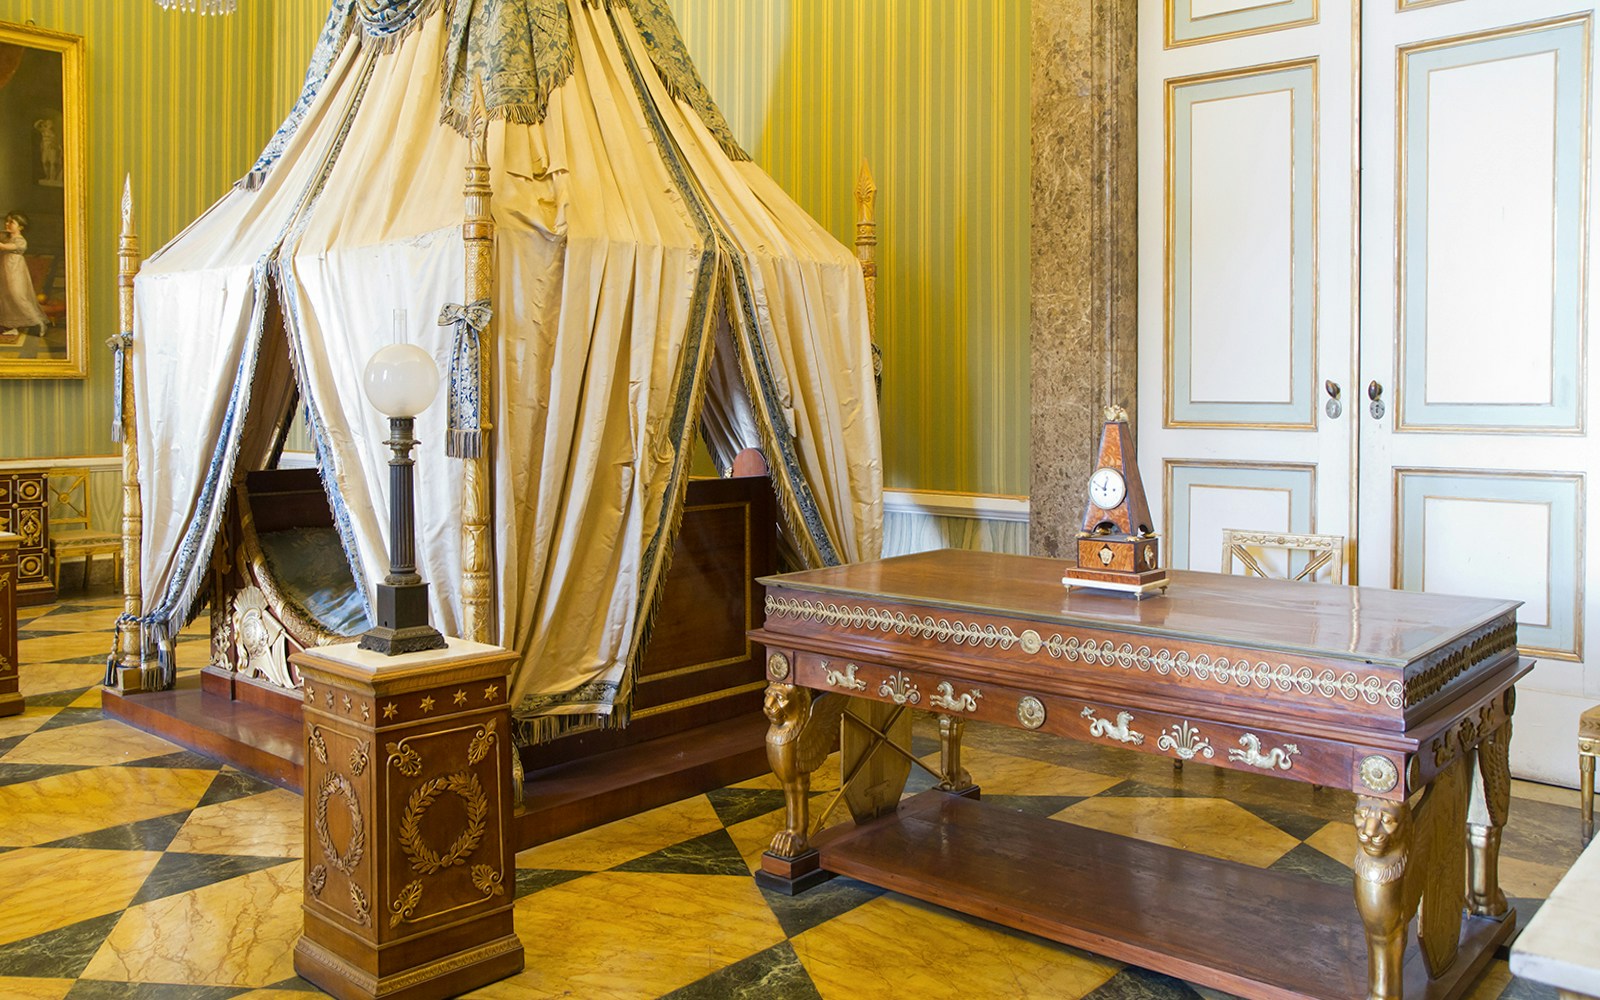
[0,21,85,379]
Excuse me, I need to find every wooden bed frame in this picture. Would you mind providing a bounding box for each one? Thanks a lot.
[102,138,879,849]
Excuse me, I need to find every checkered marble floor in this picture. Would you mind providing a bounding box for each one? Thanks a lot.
[0,592,1586,999]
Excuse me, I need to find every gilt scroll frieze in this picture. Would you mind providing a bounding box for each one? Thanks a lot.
[765,596,1406,708]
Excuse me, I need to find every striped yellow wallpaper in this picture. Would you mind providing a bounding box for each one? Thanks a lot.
[0,0,321,462]
[671,0,1031,496]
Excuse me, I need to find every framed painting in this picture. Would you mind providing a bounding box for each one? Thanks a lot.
[0,22,84,379]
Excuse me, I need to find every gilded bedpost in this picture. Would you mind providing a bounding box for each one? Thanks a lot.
[460,81,496,645]
[114,176,146,689]
[854,159,880,391]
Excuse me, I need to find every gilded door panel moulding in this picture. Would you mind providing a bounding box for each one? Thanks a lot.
[1163,460,1318,572]
[1397,0,1466,10]
[1394,14,1591,435]
[1391,467,1584,661]
[1167,0,1318,49]
[1166,59,1320,430]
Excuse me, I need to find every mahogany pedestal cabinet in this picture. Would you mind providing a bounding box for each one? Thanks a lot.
[0,531,22,717]
[291,639,523,1000]
[0,472,53,606]
[753,550,1529,1000]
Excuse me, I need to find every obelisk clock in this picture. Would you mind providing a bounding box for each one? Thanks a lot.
[1062,406,1170,597]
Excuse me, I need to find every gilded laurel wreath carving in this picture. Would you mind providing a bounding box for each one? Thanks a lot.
[398,770,488,875]
[467,720,497,766]
[387,740,423,777]
[314,773,365,875]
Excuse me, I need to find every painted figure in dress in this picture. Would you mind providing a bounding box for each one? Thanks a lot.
[0,212,49,336]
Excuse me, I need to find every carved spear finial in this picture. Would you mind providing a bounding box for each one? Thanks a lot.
[854,158,876,227]
[121,174,134,235]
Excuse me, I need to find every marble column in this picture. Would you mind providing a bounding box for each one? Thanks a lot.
[1029,0,1139,557]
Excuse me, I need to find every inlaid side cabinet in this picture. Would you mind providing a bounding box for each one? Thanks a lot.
[0,531,21,716]
[0,472,54,606]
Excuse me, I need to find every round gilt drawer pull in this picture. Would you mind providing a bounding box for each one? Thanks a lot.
[1359,754,1399,793]
[1017,696,1046,730]
[767,652,791,681]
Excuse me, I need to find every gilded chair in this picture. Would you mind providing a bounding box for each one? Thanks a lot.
[1582,705,1597,843]
[47,469,121,591]
[1220,529,1346,586]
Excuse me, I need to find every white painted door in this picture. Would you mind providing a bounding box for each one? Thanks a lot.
[1137,4,1358,577]
[1358,0,1600,785]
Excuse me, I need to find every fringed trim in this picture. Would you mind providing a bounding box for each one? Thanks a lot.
[436,45,575,134]
[438,299,491,458]
[511,711,614,747]
[615,0,751,162]
[108,332,132,443]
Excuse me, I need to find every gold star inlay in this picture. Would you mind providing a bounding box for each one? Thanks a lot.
[361,704,371,721]
[420,696,435,713]
[342,694,353,713]
[305,685,315,701]
[453,690,467,706]
[325,692,334,707]
[484,684,499,701]
[383,703,398,719]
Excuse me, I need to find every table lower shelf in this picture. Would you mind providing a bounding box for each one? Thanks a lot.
[812,791,1514,1000]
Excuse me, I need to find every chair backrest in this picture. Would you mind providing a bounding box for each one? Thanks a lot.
[1219,529,1346,584]
[48,469,91,533]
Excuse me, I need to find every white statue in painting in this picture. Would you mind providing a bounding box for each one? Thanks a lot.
[34,118,61,186]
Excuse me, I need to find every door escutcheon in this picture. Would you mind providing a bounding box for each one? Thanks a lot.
[1367,380,1385,420]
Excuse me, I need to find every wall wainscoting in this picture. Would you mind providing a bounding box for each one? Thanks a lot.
[881,490,1030,558]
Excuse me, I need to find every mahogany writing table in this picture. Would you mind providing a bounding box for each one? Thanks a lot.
[750,550,1530,1000]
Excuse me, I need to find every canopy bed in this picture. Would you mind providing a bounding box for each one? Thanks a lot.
[102,0,883,841]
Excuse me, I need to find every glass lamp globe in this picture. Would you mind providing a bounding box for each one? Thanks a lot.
[363,343,439,418]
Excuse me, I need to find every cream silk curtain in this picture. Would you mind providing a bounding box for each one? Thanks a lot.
[130,0,882,734]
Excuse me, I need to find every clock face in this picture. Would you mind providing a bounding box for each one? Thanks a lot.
[1089,467,1127,510]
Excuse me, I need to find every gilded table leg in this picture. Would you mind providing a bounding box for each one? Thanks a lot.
[1354,796,1412,1000]
[758,683,846,895]
[1468,719,1512,918]
[1581,752,1595,844]
[937,715,976,795]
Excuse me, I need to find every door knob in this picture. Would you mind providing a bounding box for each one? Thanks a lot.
[1368,380,1385,420]
[1324,380,1342,419]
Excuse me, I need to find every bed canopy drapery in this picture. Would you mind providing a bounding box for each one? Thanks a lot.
[115,0,883,740]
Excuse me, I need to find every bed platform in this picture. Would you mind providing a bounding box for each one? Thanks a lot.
[104,466,777,848]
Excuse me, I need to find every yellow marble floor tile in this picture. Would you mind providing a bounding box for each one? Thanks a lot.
[1,719,181,767]
[470,871,785,1000]
[233,991,321,999]
[916,745,1126,797]
[791,892,1120,1000]
[167,788,303,858]
[17,632,118,665]
[1511,778,1582,809]
[1464,960,1513,1000]
[0,766,215,847]
[80,860,302,988]
[1499,854,1572,899]
[19,662,108,698]
[724,790,835,874]
[1306,819,1357,865]
[515,794,726,871]
[0,977,74,999]
[68,687,102,709]
[0,705,56,740]
[20,611,119,632]
[1053,796,1301,868]
[0,847,163,945]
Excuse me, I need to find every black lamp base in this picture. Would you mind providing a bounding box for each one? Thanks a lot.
[358,580,447,656]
